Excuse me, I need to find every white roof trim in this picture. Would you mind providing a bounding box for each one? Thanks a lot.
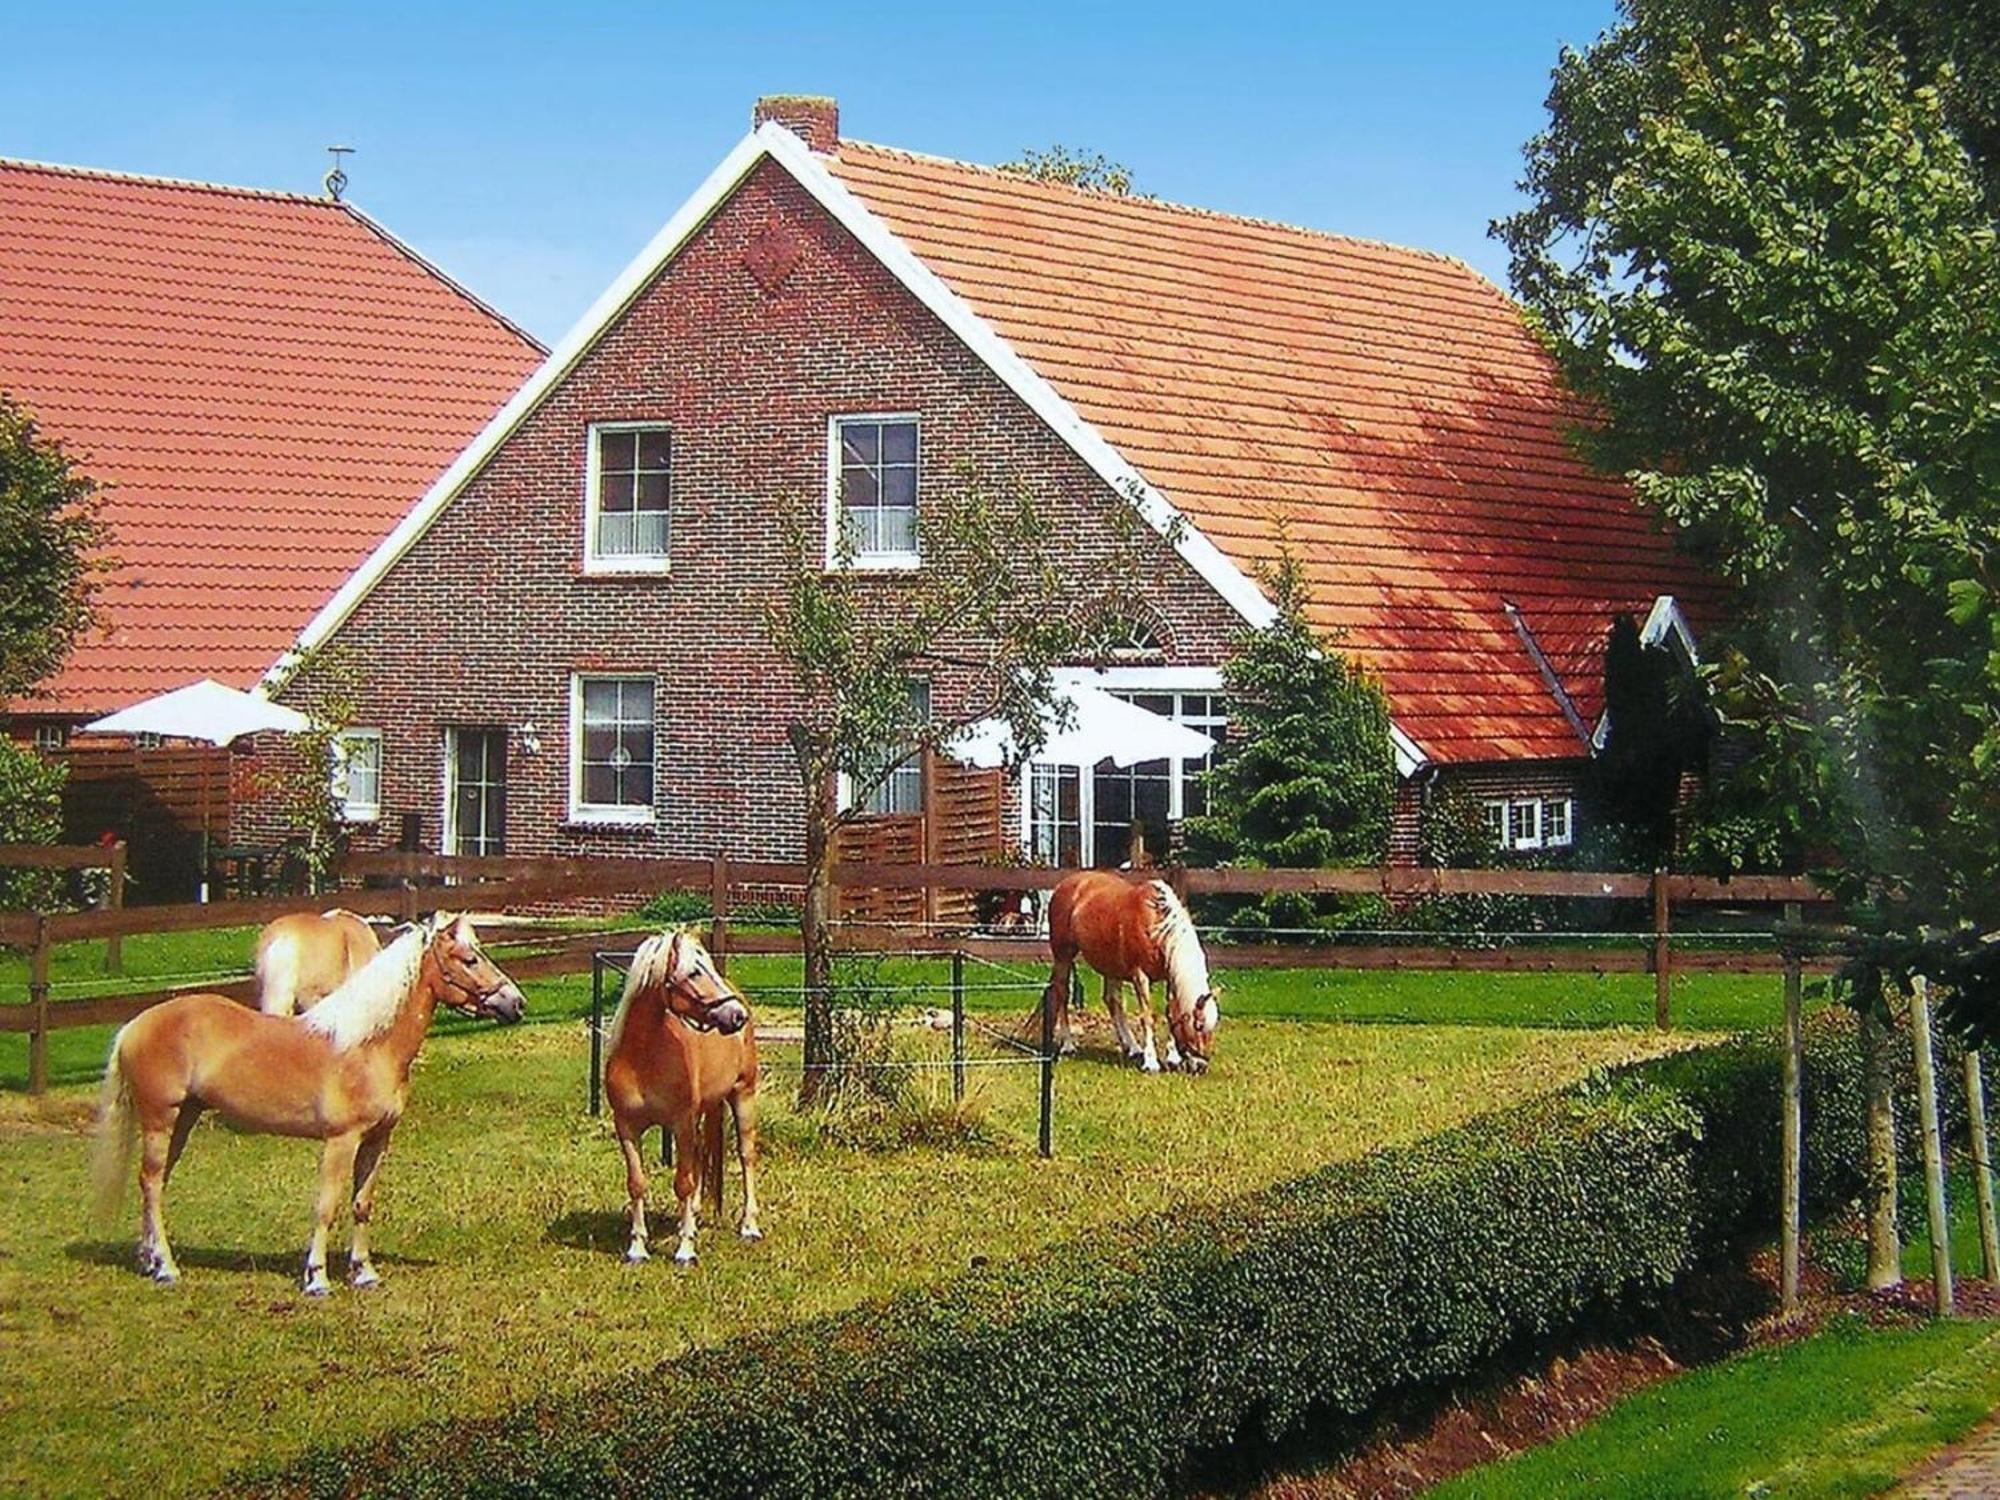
[269,122,1280,691]
[1390,722,1427,778]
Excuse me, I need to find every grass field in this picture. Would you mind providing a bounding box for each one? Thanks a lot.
[0,921,1794,1090]
[1428,1315,2000,1499]
[0,953,1682,1499]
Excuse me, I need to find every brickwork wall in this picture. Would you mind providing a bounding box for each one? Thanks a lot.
[1389,761,1587,865]
[252,160,1242,864]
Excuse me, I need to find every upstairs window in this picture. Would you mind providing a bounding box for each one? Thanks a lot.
[587,424,672,570]
[831,416,919,566]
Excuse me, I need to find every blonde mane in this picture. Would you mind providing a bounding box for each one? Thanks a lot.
[1148,880,1212,1006]
[606,930,723,1053]
[302,922,429,1051]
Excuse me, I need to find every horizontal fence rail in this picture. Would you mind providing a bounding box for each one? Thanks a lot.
[5,851,1840,1092]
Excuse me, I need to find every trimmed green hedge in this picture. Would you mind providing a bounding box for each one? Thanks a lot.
[230,1016,1952,1500]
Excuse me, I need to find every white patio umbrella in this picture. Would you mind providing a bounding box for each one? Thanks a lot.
[950,681,1214,770]
[83,679,313,900]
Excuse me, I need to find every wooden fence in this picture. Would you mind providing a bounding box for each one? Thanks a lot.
[52,743,231,903]
[4,851,1832,1093]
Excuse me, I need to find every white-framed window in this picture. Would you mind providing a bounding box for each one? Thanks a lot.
[30,722,68,752]
[584,423,672,571]
[860,679,932,815]
[828,415,920,568]
[1489,796,1574,852]
[1029,764,1083,866]
[569,675,656,824]
[332,728,383,823]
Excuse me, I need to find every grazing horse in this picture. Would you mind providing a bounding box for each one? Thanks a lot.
[92,914,525,1294]
[1046,871,1221,1074]
[254,909,381,1016]
[603,930,761,1267]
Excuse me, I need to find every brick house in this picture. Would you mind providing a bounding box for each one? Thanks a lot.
[268,97,1717,871]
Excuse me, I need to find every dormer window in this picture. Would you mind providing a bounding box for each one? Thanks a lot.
[586,424,672,571]
[829,416,919,568]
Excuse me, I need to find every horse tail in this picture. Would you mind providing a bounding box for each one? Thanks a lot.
[701,1103,725,1217]
[90,1025,137,1224]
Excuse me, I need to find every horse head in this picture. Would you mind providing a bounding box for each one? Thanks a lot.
[1167,989,1220,1074]
[426,914,526,1023]
[656,931,750,1035]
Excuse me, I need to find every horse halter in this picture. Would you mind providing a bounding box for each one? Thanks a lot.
[427,920,525,1020]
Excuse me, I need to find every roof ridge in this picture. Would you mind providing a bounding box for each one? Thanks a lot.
[0,154,337,207]
[834,137,1491,283]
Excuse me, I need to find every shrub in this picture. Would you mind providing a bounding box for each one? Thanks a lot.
[0,738,65,911]
[233,1023,1905,1500]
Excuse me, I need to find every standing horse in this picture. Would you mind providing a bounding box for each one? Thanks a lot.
[603,930,761,1267]
[255,909,381,1016]
[1046,871,1220,1074]
[92,914,525,1293]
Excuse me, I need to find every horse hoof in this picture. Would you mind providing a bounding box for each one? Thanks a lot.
[151,1265,180,1286]
[1140,1057,1162,1074]
[350,1266,382,1290]
[624,1245,651,1264]
[739,1224,764,1243]
[301,1274,332,1298]
[673,1244,698,1267]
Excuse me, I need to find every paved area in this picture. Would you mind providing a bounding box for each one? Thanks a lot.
[1898,1415,2000,1497]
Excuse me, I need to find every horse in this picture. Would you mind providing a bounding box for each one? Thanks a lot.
[92,913,525,1294]
[1045,871,1220,1074]
[254,909,381,1016]
[603,929,761,1267]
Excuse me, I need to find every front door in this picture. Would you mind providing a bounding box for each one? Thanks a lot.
[443,727,507,856]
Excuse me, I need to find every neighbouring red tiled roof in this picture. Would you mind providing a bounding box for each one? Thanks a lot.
[0,158,544,715]
[829,142,1721,764]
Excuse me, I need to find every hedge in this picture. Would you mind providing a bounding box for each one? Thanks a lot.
[231,1013,1969,1500]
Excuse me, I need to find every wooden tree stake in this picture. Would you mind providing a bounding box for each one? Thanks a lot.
[1780,903,1803,1313]
[1651,867,1672,1030]
[1911,976,1954,1316]
[1964,1048,2000,1282]
[1861,1002,1903,1288]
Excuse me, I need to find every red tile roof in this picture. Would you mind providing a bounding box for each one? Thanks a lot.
[0,158,544,715]
[829,142,1720,764]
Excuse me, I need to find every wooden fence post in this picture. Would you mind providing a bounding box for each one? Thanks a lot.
[1780,901,1803,1314]
[1964,1048,2000,1282]
[1651,867,1672,1030]
[27,914,52,1096]
[1911,976,1955,1316]
[709,853,731,977]
[103,840,126,975]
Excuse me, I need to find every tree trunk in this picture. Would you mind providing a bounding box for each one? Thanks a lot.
[798,796,836,1107]
[1861,1001,1903,1290]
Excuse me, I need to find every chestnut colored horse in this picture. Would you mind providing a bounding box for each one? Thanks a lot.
[92,914,525,1293]
[255,909,381,1016]
[604,930,761,1267]
[1046,871,1221,1074]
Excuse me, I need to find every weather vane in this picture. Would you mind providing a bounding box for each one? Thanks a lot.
[324,144,354,202]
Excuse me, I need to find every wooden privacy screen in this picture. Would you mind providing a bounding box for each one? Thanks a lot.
[835,756,1006,928]
[54,744,231,903]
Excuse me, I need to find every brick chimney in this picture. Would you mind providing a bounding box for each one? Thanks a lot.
[752,95,839,154]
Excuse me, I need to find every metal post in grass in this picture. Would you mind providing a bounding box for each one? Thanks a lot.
[104,840,126,976]
[1651,867,1672,1030]
[589,952,605,1117]
[27,913,51,1096]
[1780,902,1803,1315]
[1039,973,1061,1159]
[951,948,966,1104]
[1911,975,1954,1316]
[1964,1048,2000,1282]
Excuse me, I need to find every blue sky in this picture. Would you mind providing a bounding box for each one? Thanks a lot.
[1,1,1619,344]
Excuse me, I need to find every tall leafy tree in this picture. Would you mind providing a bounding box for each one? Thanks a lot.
[0,394,106,702]
[1185,538,1395,875]
[1497,1,2000,964]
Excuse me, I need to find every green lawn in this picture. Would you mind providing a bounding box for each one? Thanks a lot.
[0,922,1792,1091]
[1429,1315,2000,1499]
[0,977,1673,1499]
